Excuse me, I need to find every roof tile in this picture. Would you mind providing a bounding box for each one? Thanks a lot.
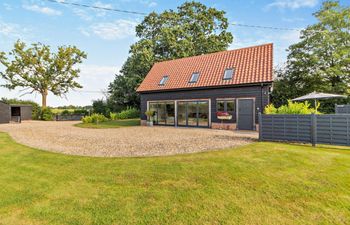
[137,43,273,92]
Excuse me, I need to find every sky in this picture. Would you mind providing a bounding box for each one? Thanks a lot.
[0,0,348,107]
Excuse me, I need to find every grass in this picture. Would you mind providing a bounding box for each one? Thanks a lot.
[75,119,140,129]
[0,133,349,225]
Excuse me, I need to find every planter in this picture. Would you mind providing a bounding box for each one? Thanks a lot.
[147,121,154,126]
[217,115,232,120]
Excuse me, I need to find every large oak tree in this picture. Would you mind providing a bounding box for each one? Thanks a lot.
[108,1,233,111]
[271,1,350,112]
[0,40,87,108]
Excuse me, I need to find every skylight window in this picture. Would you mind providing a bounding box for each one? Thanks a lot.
[223,68,234,80]
[159,75,169,85]
[189,72,200,83]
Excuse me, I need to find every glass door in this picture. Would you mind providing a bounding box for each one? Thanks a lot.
[177,101,209,127]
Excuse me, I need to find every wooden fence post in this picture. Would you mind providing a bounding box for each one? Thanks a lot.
[258,113,262,141]
[311,113,317,147]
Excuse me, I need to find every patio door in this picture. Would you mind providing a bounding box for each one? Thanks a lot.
[177,101,209,127]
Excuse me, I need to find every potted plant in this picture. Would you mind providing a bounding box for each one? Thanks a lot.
[145,110,155,126]
[216,111,232,129]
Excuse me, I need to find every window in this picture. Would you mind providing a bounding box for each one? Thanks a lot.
[223,68,234,80]
[217,99,235,114]
[189,72,200,83]
[159,76,169,85]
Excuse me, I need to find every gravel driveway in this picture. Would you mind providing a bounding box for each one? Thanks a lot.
[0,121,257,157]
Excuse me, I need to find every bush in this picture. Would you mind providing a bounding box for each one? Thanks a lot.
[73,109,89,116]
[82,113,108,124]
[116,107,140,120]
[265,100,319,114]
[41,108,54,121]
[92,99,110,117]
[110,112,117,120]
[61,109,71,116]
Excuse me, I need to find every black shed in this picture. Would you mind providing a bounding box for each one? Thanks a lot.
[0,101,33,123]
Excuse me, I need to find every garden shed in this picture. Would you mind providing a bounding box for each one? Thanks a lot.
[0,101,32,123]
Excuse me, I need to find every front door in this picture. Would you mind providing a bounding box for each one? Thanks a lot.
[237,99,254,130]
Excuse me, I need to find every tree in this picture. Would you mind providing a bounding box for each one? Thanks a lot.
[108,1,233,110]
[271,1,350,112]
[0,40,87,108]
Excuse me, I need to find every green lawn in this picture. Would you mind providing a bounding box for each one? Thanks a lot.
[0,133,349,225]
[75,119,140,129]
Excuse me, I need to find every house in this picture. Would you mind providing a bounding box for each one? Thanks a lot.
[0,101,33,123]
[136,43,273,130]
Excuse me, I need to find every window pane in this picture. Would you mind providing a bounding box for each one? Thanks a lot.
[158,103,166,124]
[187,102,197,126]
[177,102,187,126]
[223,69,234,79]
[165,102,175,125]
[217,101,225,111]
[227,101,235,112]
[198,101,209,127]
[149,103,158,123]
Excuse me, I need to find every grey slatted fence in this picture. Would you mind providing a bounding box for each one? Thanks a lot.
[259,113,350,147]
[56,114,84,121]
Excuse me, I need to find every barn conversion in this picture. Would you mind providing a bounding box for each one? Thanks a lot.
[136,43,273,130]
[0,101,32,123]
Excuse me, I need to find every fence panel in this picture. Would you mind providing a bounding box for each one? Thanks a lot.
[260,114,312,143]
[56,114,84,121]
[316,115,350,146]
[260,114,350,147]
[335,105,350,114]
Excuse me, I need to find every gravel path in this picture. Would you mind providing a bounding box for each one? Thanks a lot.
[0,121,258,157]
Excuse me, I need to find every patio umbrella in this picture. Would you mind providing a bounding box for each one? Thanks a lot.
[292,91,347,113]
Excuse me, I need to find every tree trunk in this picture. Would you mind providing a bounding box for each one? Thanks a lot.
[41,90,48,108]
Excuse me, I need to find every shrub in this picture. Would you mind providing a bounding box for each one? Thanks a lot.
[82,116,93,123]
[81,113,108,124]
[116,107,140,120]
[61,109,71,115]
[110,112,117,120]
[265,100,319,114]
[73,109,89,116]
[264,104,277,114]
[41,108,54,121]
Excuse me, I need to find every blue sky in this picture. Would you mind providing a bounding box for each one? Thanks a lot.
[0,0,348,106]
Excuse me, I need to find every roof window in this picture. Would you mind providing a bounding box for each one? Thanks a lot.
[223,68,234,80]
[159,75,169,85]
[189,72,200,83]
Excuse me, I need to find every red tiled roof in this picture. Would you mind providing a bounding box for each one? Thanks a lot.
[136,43,273,92]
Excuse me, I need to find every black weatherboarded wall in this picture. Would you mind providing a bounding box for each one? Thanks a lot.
[140,84,270,123]
[0,102,10,124]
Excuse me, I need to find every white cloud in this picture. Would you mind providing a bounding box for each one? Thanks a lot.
[147,1,157,7]
[93,1,113,17]
[79,27,90,37]
[265,0,318,10]
[90,20,137,40]
[3,3,12,10]
[23,4,62,16]
[72,8,93,21]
